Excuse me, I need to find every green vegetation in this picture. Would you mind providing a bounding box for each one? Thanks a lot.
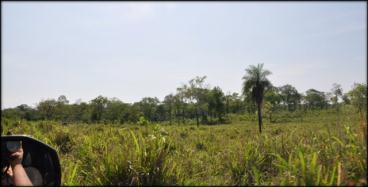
[1,64,366,186]
[1,106,366,186]
[2,77,366,129]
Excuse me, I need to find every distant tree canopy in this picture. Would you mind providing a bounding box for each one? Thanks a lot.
[2,73,366,125]
[279,84,301,111]
[348,83,367,113]
[305,89,328,109]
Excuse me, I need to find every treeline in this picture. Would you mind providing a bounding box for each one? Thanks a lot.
[2,75,366,125]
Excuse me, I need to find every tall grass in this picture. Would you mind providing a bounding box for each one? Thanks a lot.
[1,107,366,186]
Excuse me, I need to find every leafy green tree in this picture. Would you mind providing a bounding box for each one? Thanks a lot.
[347,83,367,141]
[1,104,40,121]
[331,84,342,103]
[208,86,226,122]
[1,108,23,120]
[57,95,69,104]
[37,99,58,120]
[136,97,160,122]
[126,103,143,123]
[242,63,272,133]
[264,86,282,122]
[172,91,185,124]
[225,93,231,114]
[305,89,328,109]
[225,92,244,114]
[185,76,209,126]
[279,84,301,111]
[263,101,273,123]
[326,83,343,126]
[155,104,167,122]
[330,83,343,111]
[348,83,367,113]
[90,96,109,122]
[163,94,175,125]
[55,95,70,122]
[243,93,256,114]
[78,102,92,123]
[103,98,129,124]
[342,94,351,105]
[198,88,210,124]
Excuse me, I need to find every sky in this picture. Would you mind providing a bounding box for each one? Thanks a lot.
[2,2,367,109]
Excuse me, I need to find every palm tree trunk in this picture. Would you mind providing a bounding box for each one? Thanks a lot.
[257,103,262,133]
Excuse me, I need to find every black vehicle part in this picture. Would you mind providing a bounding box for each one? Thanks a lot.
[1,135,61,186]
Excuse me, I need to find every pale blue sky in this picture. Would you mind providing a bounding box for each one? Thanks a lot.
[2,2,366,109]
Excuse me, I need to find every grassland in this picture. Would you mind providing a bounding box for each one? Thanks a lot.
[1,106,367,186]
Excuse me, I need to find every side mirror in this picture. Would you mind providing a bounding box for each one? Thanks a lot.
[1,135,61,186]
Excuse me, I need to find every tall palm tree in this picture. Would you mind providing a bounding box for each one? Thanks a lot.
[242,64,272,133]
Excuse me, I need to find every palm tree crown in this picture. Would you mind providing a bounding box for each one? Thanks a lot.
[242,63,272,104]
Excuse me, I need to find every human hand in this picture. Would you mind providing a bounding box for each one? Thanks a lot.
[10,147,24,168]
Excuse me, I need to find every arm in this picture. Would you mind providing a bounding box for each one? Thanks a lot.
[10,147,33,186]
